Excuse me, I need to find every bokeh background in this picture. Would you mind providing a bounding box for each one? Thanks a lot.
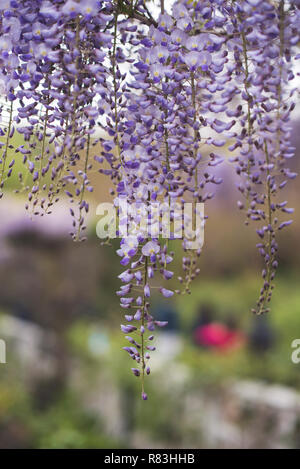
[1,115,300,449]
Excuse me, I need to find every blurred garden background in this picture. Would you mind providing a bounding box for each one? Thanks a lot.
[1,117,300,449]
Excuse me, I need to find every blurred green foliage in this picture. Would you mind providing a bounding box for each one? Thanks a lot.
[1,270,300,448]
[0,364,122,448]
[176,272,300,388]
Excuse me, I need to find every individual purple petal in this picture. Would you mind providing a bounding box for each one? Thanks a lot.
[160,288,174,298]
[121,325,137,334]
[142,241,160,257]
[144,283,150,298]
[131,368,140,377]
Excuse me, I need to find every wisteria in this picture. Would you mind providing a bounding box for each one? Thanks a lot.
[0,0,299,399]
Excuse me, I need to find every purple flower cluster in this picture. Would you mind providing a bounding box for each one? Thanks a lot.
[226,0,299,313]
[0,0,113,240]
[0,0,299,397]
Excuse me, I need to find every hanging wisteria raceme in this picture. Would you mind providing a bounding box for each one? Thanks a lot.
[0,0,299,399]
[226,0,299,313]
[0,0,115,239]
